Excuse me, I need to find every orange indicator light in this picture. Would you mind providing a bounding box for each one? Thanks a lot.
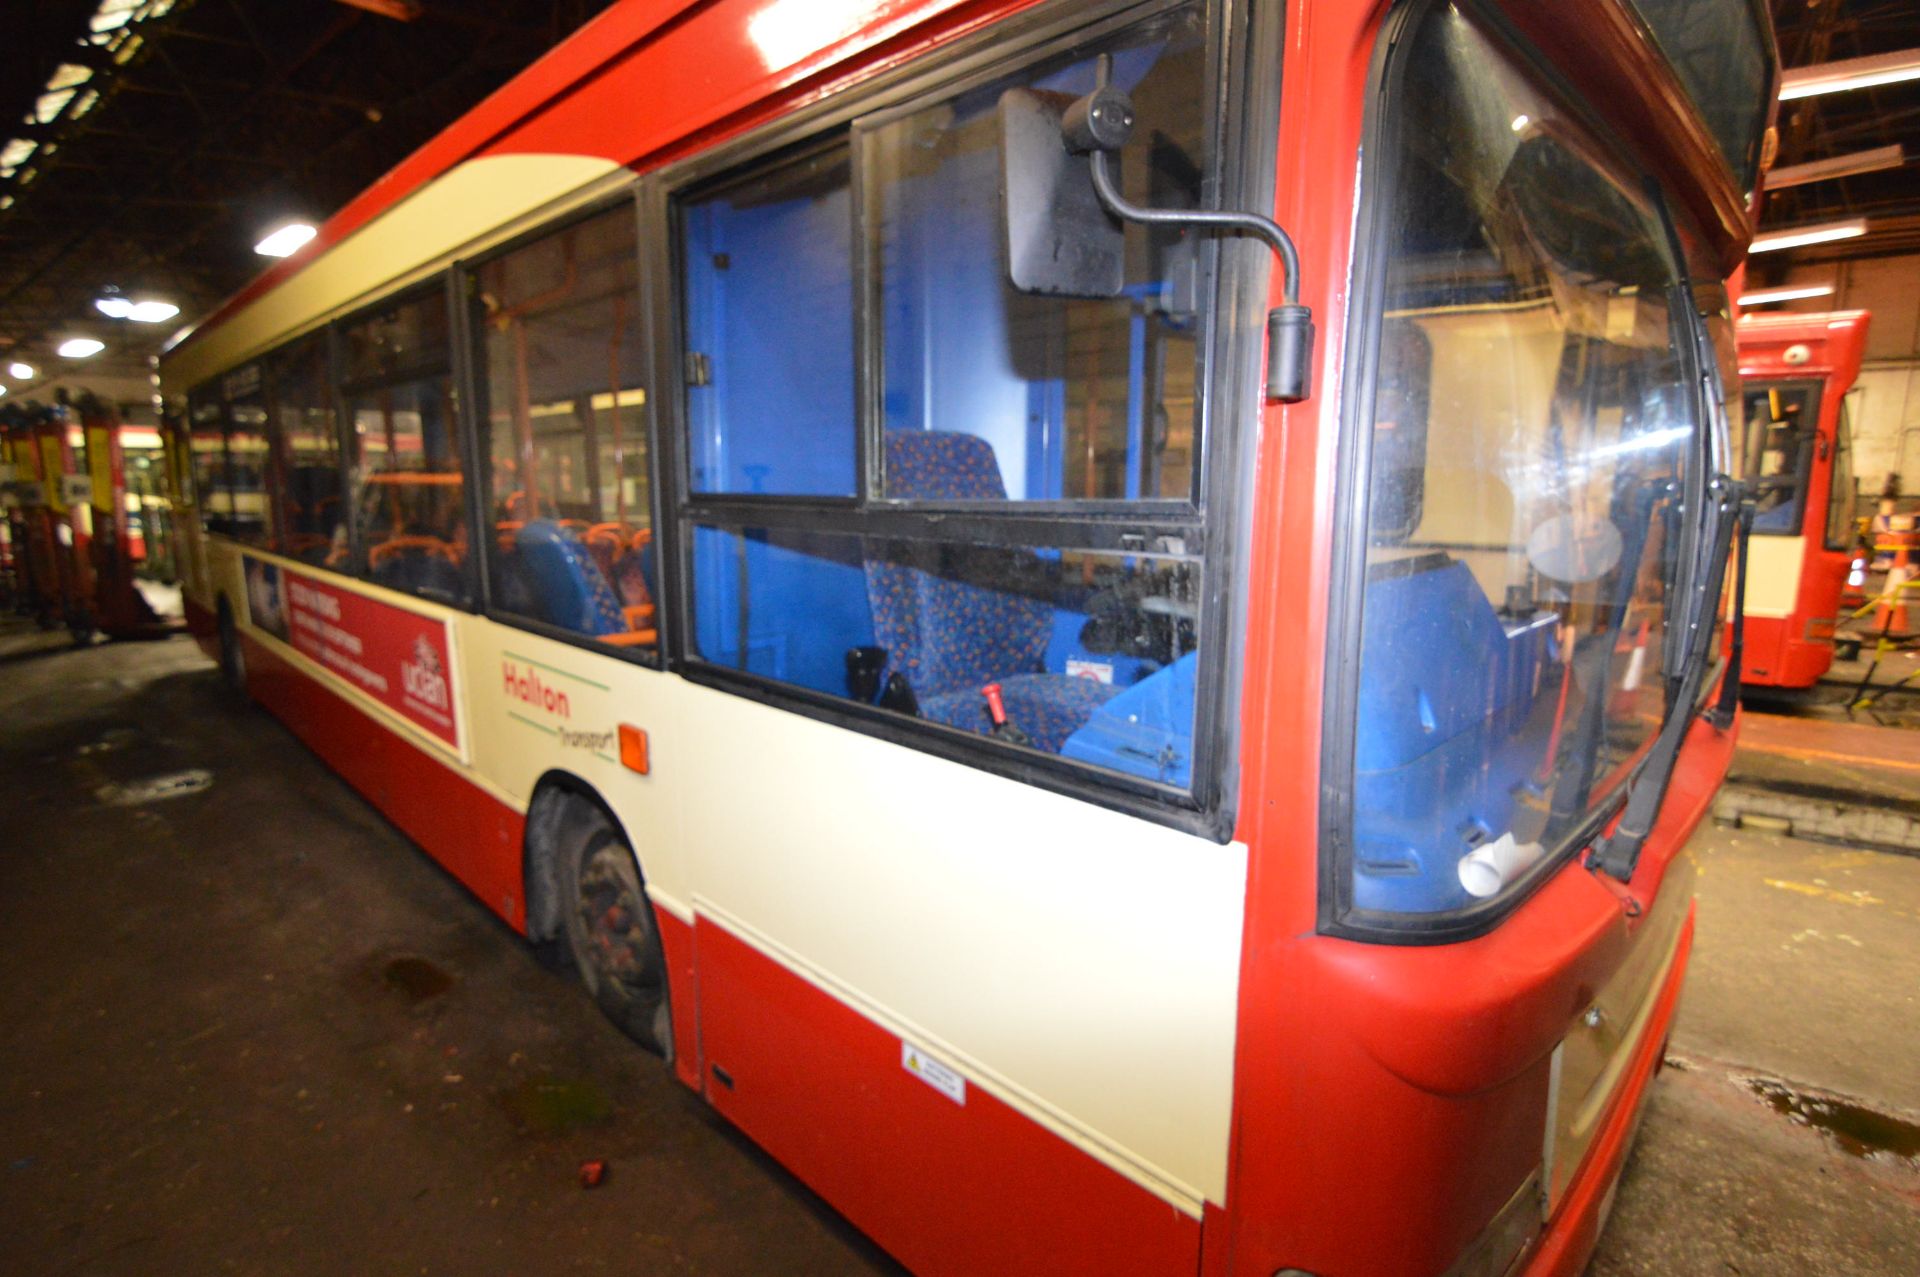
[618,724,649,775]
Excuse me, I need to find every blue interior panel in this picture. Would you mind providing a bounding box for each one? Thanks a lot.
[682,154,856,497]
[693,526,873,696]
[1060,652,1196,787]
[1350,559,1556,913]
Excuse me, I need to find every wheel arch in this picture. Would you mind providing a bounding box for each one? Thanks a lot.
[522,768,641,946]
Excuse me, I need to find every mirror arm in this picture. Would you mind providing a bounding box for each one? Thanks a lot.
[1065,57,1313,404]
[1085,147,1314,404]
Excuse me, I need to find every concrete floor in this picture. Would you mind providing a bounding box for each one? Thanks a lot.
[2,624,1917,1275]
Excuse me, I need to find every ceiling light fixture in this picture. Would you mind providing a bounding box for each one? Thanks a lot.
[1781,48,1920,100]
[7,362,33,379]
[96,296,180,323]
[254,222,317,258]
[57,337,105,358]
[1748,218,1869,254]
[1767,145,1905,190]
[1738,284,1836,307]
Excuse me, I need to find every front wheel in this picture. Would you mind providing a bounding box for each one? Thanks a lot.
[559,812,672,1057]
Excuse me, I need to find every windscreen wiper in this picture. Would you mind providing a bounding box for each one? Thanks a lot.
[1710,496,1756,729]
[1546,480,1670,827]
[1589,474,1744,882]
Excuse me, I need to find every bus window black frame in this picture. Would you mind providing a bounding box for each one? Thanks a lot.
[187,364,277,548]
[454,192,666,669]
[333,276,472,607]
[268,328,349,567]
[1825,394,1856,554]
[1740,377,1821,540]
[640,0,1280,841]
[180,211,673,662]
[1318,0,1724,945]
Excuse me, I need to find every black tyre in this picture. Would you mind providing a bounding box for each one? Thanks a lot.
[217,600,247,695]
[559,811,672,1056]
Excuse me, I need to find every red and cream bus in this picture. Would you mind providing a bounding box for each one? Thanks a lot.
[1734,309,1870,690]
[161,0,1774,1272]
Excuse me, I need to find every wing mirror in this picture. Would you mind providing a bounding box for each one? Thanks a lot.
[998,55,1315,403]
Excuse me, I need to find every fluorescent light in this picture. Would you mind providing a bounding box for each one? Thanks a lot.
[1781,48,1920,101]
[1749,218,1869,254]
[1768,145,1904,190]
[33,88,77,125]
[1738,284,1836,306]
[7,362,33,379]
[57,338,105,358]
[47,64,94,91]
[95,296,181,322]
[254,222,317,257]
[1510,114,1530,133]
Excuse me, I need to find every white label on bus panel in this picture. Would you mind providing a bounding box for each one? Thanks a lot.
[902,1042,966,1105]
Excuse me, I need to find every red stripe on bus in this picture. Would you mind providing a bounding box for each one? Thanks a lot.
[692,917,1202,1277]
[240,633,529,932]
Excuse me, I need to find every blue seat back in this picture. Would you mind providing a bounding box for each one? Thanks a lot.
[516,519,626,636]
[867,431,1052,699]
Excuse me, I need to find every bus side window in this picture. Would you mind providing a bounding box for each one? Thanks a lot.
[471,202,657,653]
[682,145,855,497]
[187,392,229,536]
[869,6,1205,503]
[270,334,346,568]
[674,5,1212,793]
[1826,397,1856,551]
[224,388,273,548]
[340,289,472,608]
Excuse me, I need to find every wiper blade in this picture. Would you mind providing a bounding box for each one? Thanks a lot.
[1589,475,1744,883]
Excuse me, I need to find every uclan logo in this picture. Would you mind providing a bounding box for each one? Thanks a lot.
[401,636,451,711]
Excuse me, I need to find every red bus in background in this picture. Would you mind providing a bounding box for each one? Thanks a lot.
[1735,310,1871,689]
[159,0,1776,1273]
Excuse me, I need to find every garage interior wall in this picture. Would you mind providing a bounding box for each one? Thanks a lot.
[1773,253,1920,514]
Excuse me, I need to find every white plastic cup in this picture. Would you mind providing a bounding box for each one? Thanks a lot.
[1457,832,1546,899]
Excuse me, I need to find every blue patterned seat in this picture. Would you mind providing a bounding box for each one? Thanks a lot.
[516,519,628,636]
[867,430,1120,753]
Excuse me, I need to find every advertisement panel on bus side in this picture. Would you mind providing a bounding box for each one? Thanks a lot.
[243,553,460,749]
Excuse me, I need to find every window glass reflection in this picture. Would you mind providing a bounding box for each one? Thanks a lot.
[1348,6,1696,916]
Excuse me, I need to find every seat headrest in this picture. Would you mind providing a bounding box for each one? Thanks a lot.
[885,430,1007,502]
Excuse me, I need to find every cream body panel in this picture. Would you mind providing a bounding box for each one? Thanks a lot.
[1741,536,1802,619]
[672,679,1246,1213]
[457,621,692,923]
[165,153,623,390]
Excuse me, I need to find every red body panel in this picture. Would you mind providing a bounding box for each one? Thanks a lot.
[1211,0,1750,1271]
[1737,311,1871,689]
[694,918,1201,1277]
[240,632,529,932]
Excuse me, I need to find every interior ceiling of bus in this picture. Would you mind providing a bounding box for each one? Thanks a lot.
[0,0,617,384]
[0,0,1914,388]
